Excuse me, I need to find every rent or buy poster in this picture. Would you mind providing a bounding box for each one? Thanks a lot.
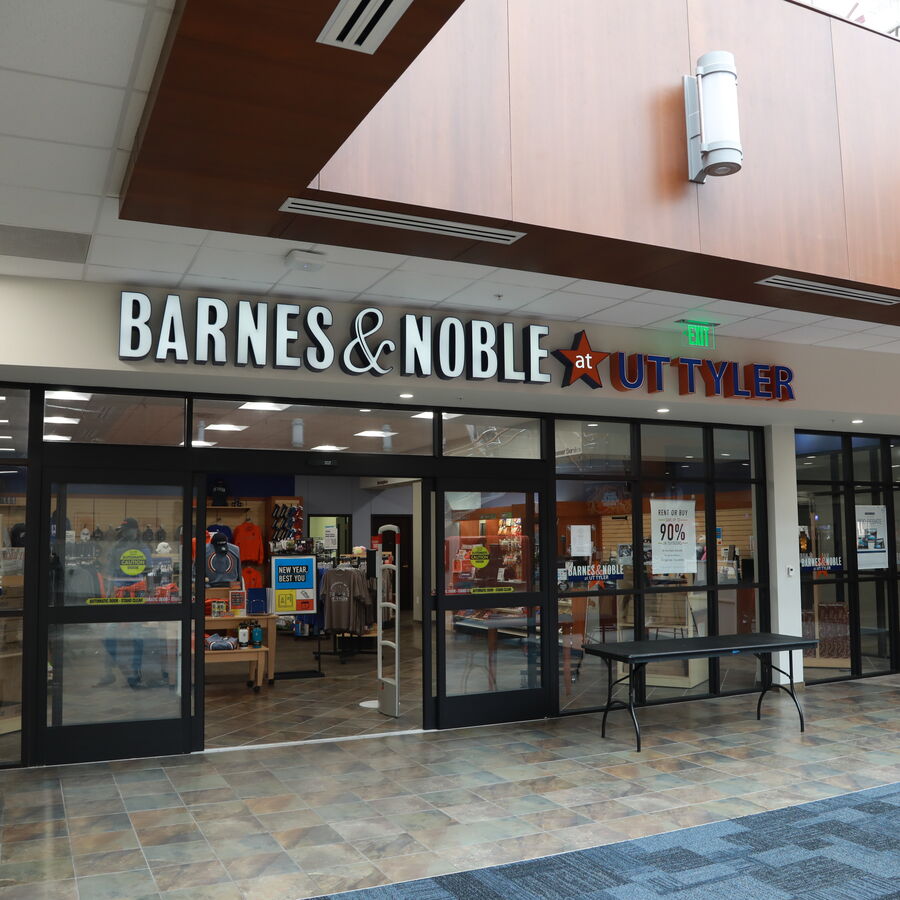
[650,499,697,574]
[856,504,888,570]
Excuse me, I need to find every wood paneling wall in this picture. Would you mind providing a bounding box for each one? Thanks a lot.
[316,0,900,290]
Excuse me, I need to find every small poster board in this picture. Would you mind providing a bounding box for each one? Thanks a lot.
[229,590,246,616]
[270,555,316,613]
[323,525,338,550]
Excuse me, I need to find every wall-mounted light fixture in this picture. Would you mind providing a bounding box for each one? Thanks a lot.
[683,50,742,184]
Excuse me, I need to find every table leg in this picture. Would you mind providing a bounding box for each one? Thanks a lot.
[267,616,276,684]
[627,663,642,753]
[755,651,805,732]
[601,658,613,737]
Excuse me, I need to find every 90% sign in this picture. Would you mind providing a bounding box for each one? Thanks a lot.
[660,522,687,541]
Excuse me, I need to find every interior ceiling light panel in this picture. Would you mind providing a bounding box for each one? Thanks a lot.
[756,275,900,307]
[279,198,526,245]
[317,0,415,54]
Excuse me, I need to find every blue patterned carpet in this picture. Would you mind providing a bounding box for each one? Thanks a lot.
[314,782,900,899]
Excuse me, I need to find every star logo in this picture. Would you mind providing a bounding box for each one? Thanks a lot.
[553,331,609,388]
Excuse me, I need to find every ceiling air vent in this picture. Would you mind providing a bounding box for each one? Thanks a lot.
[279,198,526,245]
[756,275,900,307]
[317,0,415,54]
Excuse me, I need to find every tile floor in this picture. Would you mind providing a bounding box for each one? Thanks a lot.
[2,675,900,899]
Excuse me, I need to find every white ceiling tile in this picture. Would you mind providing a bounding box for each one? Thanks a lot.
[0,71,125,148]
[268,287,361,304]
[766,325,848,343]
[442,282,550,310]
[0,255,83,279]
[815,316,882,333]
[118,90,148,152]
[713,318,797,339]
[758,309,829,325]
[485,268,575,290]
[0,135,110,194]
[278,262,389,293]
[633,290,719,308]
[814,333,897,350]
[644,311,744,332]
[189,247,289,282]
[863,324,900,338]
[363,294,441,309]
[311,243,408,269]
[97,197,207,244]
[177,275,274,295]
[85,263,179,286]
[398,256,496,279]
[0,184,101,233]
[203,231,314,256]
[581,300,704,327]
[564,280,647,300]
[133,8,173,92]
[517,291,623,319]
[871,341,900,354]
[88,234,197,272]
[700,299,777,316]
[105,149,130,197]
[0,0,147,87]
[366,270,473,302]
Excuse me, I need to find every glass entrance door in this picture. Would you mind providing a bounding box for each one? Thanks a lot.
[435,480,549,727]
[38,470,193,764]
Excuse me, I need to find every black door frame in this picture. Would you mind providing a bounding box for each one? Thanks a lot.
[433,476,553,728]
[36,465,195,764]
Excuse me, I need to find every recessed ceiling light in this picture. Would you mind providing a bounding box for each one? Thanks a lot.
[803,462,812,466]
[399,393,414,399]
[45,391,92,402]
[312,445,348,452]
[410,412,463,420]
[742,463,750,467]
[355,430,398,438]
[0,470,18,474]
[586,423,599,428]
[721,453,731,457]
[892,464,900,469]
[43,434,72,442]
[0,397,5,402]
[0,436,13,441]
[656,408,670,414]
[806,456,815,459]
[44,416,80,425]
[192,440,217,447]
[685,455,694,459]
[239,401,291,412]
[0,420,8,424]
[359,409,371,413]
[204,424,248,432]
[851,419,863,424]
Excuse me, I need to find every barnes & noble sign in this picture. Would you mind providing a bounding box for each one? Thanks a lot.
[118,291,795,402]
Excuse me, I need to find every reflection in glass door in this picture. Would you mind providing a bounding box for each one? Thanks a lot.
[39,472,192,763]
[436,481,548,727]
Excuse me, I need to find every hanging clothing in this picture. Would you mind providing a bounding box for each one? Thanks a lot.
[233,521,265,564]
[207,523,233,542]
[242,565,263,589]
[320,567,372,634]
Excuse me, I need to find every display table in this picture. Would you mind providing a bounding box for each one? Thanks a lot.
[584,632,818,752]
[204,646,268,691]
[204,614,277,684]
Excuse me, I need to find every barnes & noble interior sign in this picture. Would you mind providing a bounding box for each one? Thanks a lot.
[118,291,795,401]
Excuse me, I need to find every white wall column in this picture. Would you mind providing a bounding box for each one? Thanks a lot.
[765,424,803,684]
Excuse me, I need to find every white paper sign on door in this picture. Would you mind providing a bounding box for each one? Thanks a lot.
[570,525,592,557]
[856,504,888,570]
[650,499,697,575]
[323,525,338,550]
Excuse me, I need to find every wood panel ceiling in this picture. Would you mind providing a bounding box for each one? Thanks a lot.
[120,0,900,325]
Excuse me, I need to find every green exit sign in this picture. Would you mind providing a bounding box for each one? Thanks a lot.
[679,320,716,349]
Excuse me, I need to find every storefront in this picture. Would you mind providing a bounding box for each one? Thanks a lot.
[0,280,895,767]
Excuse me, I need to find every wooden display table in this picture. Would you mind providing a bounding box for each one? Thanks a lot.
[204,646,268,691]
[204,613,278,684]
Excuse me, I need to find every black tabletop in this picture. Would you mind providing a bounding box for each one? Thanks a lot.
[583,632,818,664]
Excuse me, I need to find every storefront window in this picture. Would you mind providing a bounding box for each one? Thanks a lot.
[442,413,540,459]
[717,588,762,691]
[858,580,891,674]
[801,580,851,680]
[43,391,185,446]
[641,483,708,587]
[556,481,633,591]
[796,432,843,482]
[0,388,30,458]
[644,590,710,699]
[714,428,756,479]
[192,399,433,455]
[714,484,759,584]
[641,424,704,479]
[444,608,541,695]
[797,486,845,581]
[443,490,538,595]
[559,595,632,711]
[852,436,883,483]
[555,420,631,475]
